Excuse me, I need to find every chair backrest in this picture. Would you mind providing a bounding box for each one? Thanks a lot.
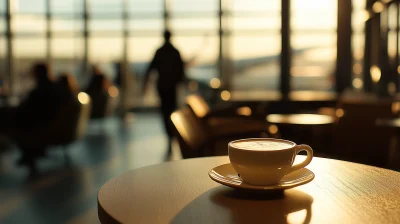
[170,107,210,158]
[49,92,91,145]
[185,94,210,118]
[89,86,119,119]
[333,99,393,166]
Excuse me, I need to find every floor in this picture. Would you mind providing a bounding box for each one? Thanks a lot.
[0,112,180,224]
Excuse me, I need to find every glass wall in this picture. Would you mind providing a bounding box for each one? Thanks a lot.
[0,0,383,107]
[291,0,337,92]
[128,0,163,107]
[51,0,84,79]
[229,0,281,92]
[89,0,124,83]
[13,0,47,95]
[170,0,219,90]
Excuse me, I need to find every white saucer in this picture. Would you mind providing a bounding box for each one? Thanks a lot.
[209,163,315,191]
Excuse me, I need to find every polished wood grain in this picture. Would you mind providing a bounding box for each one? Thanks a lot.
[98,156,400,224]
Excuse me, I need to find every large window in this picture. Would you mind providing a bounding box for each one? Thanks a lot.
[89,0,124,83]
[128,0,164,107]
[170,0,219,88]
[1,0,385,107]
[291,0,337,92]
[13,0,47,95]
[51,0,84,79]
[229,0,281,92]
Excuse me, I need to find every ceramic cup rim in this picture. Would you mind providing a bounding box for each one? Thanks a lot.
[228,138,297,152]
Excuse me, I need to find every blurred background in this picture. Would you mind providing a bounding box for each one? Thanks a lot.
[0,0,361,106]
[1,0,400,223]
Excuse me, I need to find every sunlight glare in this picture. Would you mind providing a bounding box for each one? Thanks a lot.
[209,78,221,89]
[78,92,90,105]
[268,125,278,135]
[370,66,381,83]
[221,90,231,101]
[353,63,362,75]
[287,209,307,224]
[236,107,252,116]
[352,78,363,89]
[388,82,396,96]
[108,86,119,98]
[372,2,385,13]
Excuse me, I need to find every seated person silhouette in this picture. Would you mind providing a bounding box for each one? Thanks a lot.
[143,30,185,156]
[57,73,79,102]
[85,65,111,118]
[14,63,61,170]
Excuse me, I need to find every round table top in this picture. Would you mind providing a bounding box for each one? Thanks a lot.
[98,156,400,224]
[266,114,335,125]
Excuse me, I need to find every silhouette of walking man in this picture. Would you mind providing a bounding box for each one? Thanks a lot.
[143,30,185,155]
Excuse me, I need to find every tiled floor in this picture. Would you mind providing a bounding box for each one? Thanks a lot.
[0,112,179,224]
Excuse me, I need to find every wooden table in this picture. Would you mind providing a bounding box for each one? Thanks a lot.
[98,156,400,224]
[266,114,335,154]
[266,114,335,126]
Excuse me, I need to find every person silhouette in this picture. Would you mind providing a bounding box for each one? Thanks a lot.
[14,63,61,171]
[143,30,185,156]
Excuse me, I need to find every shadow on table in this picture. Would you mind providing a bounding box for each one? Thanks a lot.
[171,186,313,224]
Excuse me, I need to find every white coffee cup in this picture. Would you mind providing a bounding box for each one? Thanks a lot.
[228,138,313,186]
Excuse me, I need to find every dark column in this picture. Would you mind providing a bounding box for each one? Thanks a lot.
[218,0,223,81]
[45,0,52,65]
[336,0,352,93]
[5,0,13,96]
[363,0,375,92]
[396,1,400,91]
[164,0,170,30]
[120,0,130,116]
[82,0,90,77]
[280,0,291,97]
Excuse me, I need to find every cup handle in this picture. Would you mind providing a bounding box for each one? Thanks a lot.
[288,144,313,174]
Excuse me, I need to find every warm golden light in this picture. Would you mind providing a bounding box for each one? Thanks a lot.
[352,78,363,89]
[108,86,119,98]
[392,102,400,115]
[267,114,334,125]
[353,63,362,75]
[372,1,385,13]
[290,66,325,77]
[268,125,278,135]
[209,78,221,89]
[360,10,371,22]
[186,95,210,118]
[388,82,396,95]
[170,113,189,141]
[287,209,307,224]
[78,92,90,104]
[370,66,381,83]
[381,0,392,3]
[188,81,198,91]
[336,108,345,118]
[354,50,364,60]
[221,90,231,101]
[236,106,252,116]
[397,65,400,74]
